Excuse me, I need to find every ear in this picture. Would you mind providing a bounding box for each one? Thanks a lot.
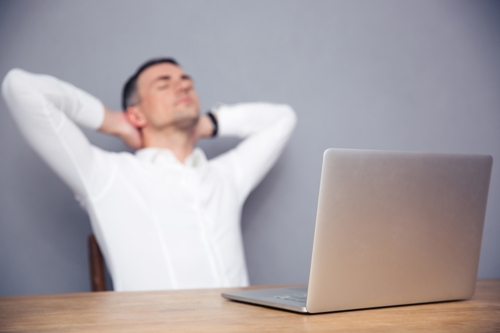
[125,106,147,128]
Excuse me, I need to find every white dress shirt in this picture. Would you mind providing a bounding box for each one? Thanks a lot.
[2,69,296,291]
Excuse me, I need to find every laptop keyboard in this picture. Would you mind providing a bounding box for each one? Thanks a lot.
[275,292,307,303]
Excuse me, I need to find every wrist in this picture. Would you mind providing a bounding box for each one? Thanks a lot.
[99,107,124,136]
[206,112,218,137]
[196,114,214,139]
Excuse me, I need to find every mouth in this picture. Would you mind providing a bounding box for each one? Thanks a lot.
[175,97,193,106]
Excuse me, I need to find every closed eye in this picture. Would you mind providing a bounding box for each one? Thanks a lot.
[152,75,171,89]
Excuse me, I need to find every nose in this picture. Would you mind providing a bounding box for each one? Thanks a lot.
[176,78,192,95]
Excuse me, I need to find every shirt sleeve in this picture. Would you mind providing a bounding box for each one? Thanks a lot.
[1,68,114,202]
[212,102,297,202]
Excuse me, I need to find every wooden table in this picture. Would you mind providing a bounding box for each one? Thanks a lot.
[1,279,499,332]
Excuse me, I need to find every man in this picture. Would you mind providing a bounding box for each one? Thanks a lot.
[1,58,296,291]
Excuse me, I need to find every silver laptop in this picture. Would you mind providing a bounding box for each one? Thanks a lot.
[222,149,492,313]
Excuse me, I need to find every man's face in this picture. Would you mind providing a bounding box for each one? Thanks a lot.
[134,63,200,130]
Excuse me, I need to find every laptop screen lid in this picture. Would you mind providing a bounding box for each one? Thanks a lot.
[306,149,492,313]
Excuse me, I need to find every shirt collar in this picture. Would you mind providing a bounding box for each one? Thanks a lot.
[135,147,207,168]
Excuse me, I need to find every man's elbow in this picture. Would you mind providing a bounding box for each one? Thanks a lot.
[278,104,297,130]
[2,68,27,101]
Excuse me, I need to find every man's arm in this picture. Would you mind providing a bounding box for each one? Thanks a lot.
[1,69,121,200]
[211,103,297,202]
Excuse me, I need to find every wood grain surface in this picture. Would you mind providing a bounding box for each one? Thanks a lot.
[0,280,499,332]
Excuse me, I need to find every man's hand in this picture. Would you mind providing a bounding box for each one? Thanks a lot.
[193,114,216,141]
[99,107,143,149]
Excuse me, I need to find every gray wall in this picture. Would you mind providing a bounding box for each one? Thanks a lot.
[0,0,499,296]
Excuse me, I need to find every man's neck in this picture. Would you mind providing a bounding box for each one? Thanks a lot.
[143,127,196,163]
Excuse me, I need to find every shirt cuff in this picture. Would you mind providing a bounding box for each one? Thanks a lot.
[73,88,105,130]
[214,104,248,138]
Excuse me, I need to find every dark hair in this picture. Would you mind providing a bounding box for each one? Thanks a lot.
[121,58,179,110]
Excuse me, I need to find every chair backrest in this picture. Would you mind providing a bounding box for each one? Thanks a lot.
[88,234,107,291]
